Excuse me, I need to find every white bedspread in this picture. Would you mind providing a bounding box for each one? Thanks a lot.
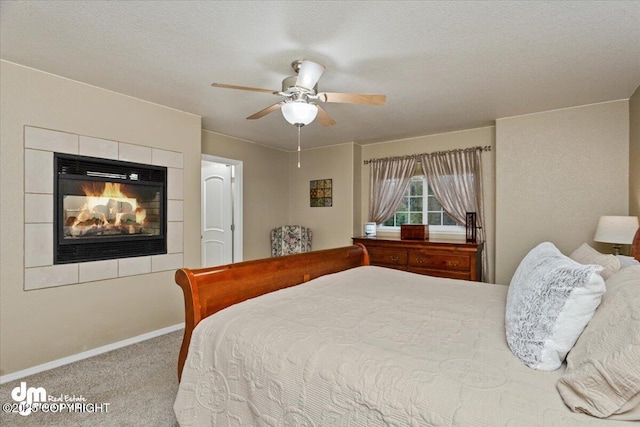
[174,266,626,426]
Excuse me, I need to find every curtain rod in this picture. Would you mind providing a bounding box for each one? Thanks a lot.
[363,145,492,165]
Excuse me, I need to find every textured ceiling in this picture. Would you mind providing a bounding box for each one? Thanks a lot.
[1,1,639,151]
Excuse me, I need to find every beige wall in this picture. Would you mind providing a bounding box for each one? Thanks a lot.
[630,86,640,217]
[201,130,289,260]
[0,61,201,375]
[495,100,630,284]
[288,144,356,250]
[359,127,496,282]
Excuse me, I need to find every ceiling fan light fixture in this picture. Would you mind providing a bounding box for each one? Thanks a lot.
[281,101,318,126]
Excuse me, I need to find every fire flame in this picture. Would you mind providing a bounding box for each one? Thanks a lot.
[70,183,146,229]
[89,182,130,199]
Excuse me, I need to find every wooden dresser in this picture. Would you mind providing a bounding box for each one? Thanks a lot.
[352,236,483,281]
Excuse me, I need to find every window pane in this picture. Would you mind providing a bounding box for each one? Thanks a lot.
[396,212,408,225]
[443,212,458,225]
[410,179,423,196]
[427,212,441,225]
[427,184,435,196]
[410,213,423,224]
[398,197,408,212]
[383,217,395,227]
[409,197,422,211]
[427,195,442,211]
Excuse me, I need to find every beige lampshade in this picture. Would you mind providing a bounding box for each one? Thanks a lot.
[593,216,640,244]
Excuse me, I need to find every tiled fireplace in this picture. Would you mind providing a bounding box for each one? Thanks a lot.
[24,126,184,290]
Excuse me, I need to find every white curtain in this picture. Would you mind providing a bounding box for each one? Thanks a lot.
[368,157,416,224]
[418,147,487,281]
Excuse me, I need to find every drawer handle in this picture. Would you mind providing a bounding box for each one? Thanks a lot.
[389,255,400,263]
[447,260,461,267]
[416,257,427,264]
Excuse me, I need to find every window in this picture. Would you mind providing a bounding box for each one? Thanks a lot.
[381,176,463,232]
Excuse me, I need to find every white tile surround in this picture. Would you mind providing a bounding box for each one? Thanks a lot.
[23,126,185,290]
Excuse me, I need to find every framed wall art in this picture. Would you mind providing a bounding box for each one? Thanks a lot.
[310,179,332,207]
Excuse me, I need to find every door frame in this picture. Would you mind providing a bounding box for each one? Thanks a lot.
[201,154,243,266]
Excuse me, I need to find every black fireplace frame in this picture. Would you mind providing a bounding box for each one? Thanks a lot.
[54,153,168,264]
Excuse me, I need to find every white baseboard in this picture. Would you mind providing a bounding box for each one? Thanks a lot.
[0,323,185,384]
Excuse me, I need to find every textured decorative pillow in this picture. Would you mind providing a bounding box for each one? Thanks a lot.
[505,242,606,371]
[570,243,620,279]
[557,266,640,420]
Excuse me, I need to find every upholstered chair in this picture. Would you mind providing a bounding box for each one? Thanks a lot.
[270,225,312,257]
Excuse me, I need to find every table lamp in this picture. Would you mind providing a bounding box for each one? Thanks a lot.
[593,216,640,255]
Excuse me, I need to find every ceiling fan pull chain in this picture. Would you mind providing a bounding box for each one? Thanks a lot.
[297,125,301,168]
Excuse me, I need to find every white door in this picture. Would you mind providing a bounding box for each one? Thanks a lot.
[201,161,233,267]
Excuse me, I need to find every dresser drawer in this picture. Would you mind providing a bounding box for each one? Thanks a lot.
[353,237,482,281]
[368,247,408,267]
[408,252,470,271]
[412,268,471,281]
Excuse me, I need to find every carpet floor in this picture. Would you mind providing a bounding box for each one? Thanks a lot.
[0,330,182,427]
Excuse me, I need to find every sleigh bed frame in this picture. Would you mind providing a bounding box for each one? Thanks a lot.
[174,244,370,379]
[174,229,640,379]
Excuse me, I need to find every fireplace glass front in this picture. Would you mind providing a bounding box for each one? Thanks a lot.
[54,153,167,264]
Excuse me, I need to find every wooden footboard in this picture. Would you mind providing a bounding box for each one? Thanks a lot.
[174,244,370,379]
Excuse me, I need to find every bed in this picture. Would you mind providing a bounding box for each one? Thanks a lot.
[174,232,640,426]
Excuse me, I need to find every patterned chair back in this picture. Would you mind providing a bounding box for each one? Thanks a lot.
[270,225,313,257]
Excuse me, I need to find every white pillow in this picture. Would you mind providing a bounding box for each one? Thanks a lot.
[569,243,620,279]
[616,254,640,269]
[557,266,640,420]
[505,242,606,371]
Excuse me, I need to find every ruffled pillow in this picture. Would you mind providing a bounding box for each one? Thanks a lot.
[505,242,605,371]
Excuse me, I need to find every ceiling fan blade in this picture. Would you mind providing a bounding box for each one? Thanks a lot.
[246,102,282,120]
[212,83,278,94]
[295,60,325,90]
[316,105,336,127]
[318,92,386,105]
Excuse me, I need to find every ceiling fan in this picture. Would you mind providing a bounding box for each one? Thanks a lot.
[211,59,386,127]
